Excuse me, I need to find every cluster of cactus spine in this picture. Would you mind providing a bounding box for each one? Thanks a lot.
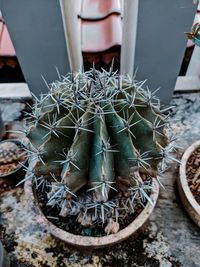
[21,67,176,229]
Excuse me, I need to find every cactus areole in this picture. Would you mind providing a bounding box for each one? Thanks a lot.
[23,68,174,237]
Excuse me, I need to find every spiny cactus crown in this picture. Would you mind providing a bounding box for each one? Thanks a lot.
[21,68,176,228]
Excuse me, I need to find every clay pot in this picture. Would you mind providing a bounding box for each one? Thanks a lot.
[178,140,200,227]
[0,241,10,267]
[24,178,159,249]
[0,139,28,185]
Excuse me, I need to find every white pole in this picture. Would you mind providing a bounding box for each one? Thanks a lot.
[59,0,82,72]
[120,0,139,76]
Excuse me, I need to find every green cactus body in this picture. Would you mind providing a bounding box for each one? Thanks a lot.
[61,107,93,193]
[25,69,174,230]
[40,88,71,114]
[105,103,138,186]
[128,91,168,146]
[40,95,56,114]
[27,105,69,148]
[34,109,83,177]
[114,95,166,169]
[128,108,161,169]
[130,97,168,148]
[89,114,115,202]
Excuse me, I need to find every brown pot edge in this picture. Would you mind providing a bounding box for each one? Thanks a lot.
[178,140,200,227]
[24,178,159,248]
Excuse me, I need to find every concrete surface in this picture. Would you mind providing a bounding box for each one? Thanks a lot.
[0,92,200,267]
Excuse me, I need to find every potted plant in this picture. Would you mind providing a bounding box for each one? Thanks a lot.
[178,24,200,227]
[22,68,175,248]
[179,140,200,227]
[186,22,200,47]
[0,139,28,185]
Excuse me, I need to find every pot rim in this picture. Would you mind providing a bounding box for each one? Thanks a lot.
[0,139,28,178]
[179,140,200,215]
[24,177,159,248]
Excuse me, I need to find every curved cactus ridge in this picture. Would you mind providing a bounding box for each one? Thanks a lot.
[24,68,174,226]
[89,113,115,202]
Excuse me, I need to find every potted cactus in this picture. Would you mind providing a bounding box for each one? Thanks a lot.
[23,68,175,247]
[0,139,28,185]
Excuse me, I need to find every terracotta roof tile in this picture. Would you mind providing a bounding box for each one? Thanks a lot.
[81,0,122,69]
[81,14,122,53]
[80,0,121,20]
[0,17,15,56]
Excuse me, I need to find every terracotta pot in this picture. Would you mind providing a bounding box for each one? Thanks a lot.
[24,178,159,248]
[0,241,10,267]
[178,140,200,227]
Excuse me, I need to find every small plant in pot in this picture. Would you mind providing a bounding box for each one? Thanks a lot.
[178,24,200,228]
[179,141,200,228]
[23,68,175,247]
[0,139,28,185]
[186,22,200,47]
